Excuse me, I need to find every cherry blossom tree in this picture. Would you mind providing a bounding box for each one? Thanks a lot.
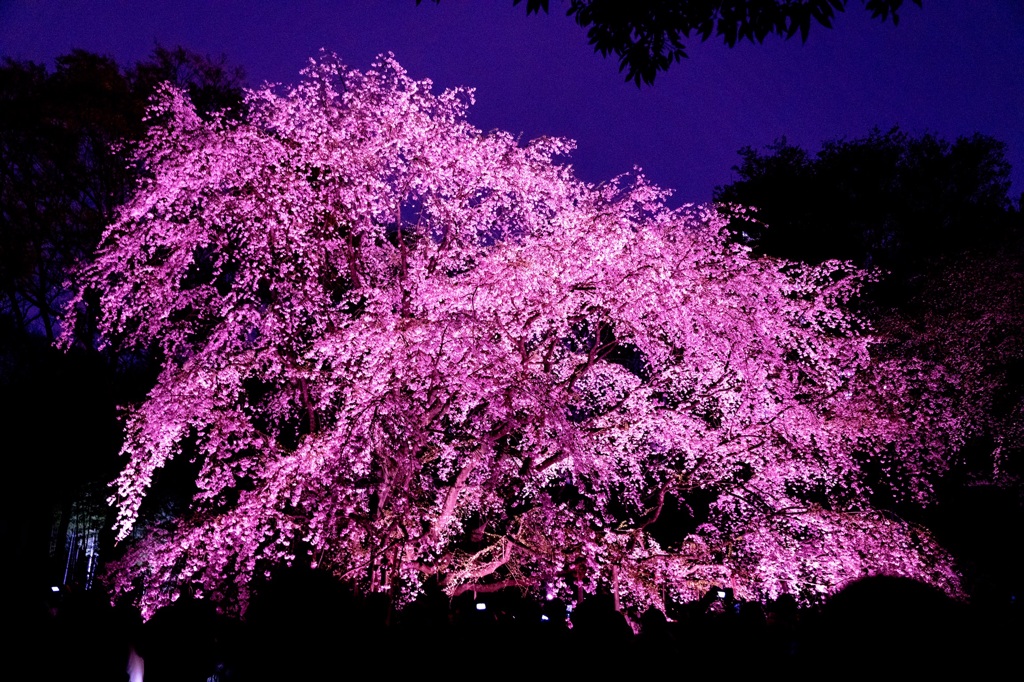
[64,52,967,620]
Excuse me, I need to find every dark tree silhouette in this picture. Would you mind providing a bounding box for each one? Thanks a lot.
[128,44,245,122]
[0,51,136,343]
[0,47,245,347]
[713,127,1014,277]
[419,1,923,85]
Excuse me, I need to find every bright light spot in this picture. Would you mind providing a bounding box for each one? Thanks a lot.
[475,602,486,611]
[50,586,60,593]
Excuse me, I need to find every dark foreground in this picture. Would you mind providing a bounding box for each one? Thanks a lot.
[12,574,1022,680]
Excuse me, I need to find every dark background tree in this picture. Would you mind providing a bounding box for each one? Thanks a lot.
[420,0,923,85]
[127,45,245,123]
[0,46,245,596]
[0,47,244,346]
[713,127,1015,274]
[1,51,135,344]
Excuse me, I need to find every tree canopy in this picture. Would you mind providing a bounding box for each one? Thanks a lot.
[420,1,923,85]
[67,53,971,620]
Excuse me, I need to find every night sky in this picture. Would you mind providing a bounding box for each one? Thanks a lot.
[2,1,1022,205]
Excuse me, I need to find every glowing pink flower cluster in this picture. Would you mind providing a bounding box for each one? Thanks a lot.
[66,53,966,619]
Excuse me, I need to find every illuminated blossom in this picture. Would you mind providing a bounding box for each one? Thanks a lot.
[65,53,966,619]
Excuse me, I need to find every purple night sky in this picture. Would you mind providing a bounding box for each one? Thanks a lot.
[1,1,1022,205]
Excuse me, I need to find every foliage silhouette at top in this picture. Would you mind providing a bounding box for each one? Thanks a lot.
[67,53,971,619]
[419,0,922,85]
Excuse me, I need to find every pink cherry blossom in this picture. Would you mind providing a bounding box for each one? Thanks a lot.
[64,52,968,620]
